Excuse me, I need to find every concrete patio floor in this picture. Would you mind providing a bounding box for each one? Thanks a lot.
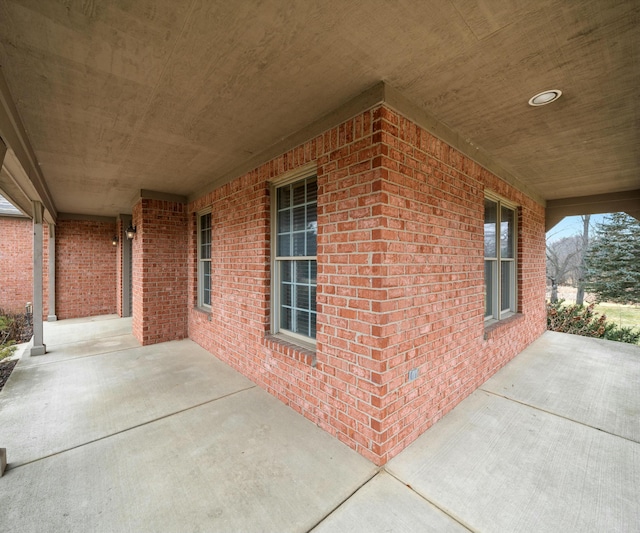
[1,317,638,532]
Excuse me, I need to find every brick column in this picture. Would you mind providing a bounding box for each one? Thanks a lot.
[132,195,188,345]
[47,223,57,321]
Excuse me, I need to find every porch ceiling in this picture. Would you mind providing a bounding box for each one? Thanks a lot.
[0,1,638,218]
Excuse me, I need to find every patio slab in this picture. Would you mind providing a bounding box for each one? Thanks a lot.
[1,320,638,532]
[42,315,133,347]
[482,330,640,442]
[19,333,141,367]
[386,331,640,533]
[1,339,255,467]
[387,389,640,532]
[1,386,377,533]
[311,471,468,533]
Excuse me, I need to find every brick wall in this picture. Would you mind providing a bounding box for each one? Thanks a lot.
[55,219,117,319]
[351,107,547,460]
[0,216,50,318]
[0,217,34,313]
[187,104,546,465]
[132,199,188,345]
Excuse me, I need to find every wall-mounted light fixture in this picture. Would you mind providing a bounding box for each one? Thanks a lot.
[112,235,118,246]
[125,224,137,240]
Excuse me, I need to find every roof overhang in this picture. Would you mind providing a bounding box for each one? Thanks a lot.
[0,1,637,220]
[546,190,640,231]
[0,70,56,223]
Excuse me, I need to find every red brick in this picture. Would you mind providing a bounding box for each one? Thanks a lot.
[132,200,188,345]
[0,217,117,320]
[182,104,546,467]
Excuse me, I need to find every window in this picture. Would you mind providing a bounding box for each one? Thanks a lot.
[484,195,516,321]
[272,174,317,345]
[198,211,212,308]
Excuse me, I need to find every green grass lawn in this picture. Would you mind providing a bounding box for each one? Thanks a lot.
[593,303,640,330]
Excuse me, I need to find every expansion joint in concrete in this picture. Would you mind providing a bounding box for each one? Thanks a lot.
[382,468,477,532]
[305,469,382,532]
[4,384,258,473]
[479,388,640,445]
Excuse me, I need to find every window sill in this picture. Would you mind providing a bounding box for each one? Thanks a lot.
[484,313,524,340]
[265,334,316,367]
[192,306,212,321]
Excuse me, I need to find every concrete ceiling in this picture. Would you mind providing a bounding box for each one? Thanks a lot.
[0,0,638,218]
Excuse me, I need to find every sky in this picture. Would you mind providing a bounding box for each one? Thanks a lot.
[0,192,23,216]
[546,213,608,243]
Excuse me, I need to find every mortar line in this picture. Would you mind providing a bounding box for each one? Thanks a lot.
[5,384,257,472]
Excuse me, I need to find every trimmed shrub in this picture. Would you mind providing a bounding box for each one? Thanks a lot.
[0,315,17,360]
[547,300,640,345]
[0,310,33,360]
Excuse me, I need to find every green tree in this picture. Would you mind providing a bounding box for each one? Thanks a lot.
[584,213,640,304]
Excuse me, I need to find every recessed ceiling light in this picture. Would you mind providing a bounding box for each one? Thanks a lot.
[528,90,562,106]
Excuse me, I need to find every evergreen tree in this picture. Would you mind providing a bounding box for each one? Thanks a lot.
[584,213,640,304]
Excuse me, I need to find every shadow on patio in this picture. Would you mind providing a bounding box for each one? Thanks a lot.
[1,316,638,532]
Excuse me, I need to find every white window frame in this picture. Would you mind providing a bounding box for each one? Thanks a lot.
[197,209,212,310]
[270,164,317,349]
[484,193,517,323]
